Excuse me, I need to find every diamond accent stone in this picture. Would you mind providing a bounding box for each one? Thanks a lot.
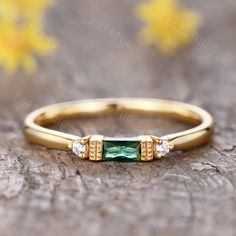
[155,139,170,156]
[72,140,87,155]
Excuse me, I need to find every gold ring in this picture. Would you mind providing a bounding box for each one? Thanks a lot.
[24,98,214,161]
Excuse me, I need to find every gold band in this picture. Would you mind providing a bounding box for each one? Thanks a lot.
[24,98,214,160]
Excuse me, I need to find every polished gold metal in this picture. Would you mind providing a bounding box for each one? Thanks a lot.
[24,98,214,159]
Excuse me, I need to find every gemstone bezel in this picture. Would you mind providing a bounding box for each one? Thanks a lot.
[103,138,141,161]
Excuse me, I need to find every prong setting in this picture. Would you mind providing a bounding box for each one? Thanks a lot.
[72,137,89,158]
[153,138,171,158]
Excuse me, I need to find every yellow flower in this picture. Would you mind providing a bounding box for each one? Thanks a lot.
[0,0,53,20]
[0,20,56,73]
[137,0,201,54]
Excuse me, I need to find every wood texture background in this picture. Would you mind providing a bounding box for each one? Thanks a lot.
[0,0,236,236]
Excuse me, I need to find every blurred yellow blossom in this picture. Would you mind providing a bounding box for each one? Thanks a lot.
[0,21,56,73]
[0,0,53,21]
[0,0,56,74]
[137,0,201,54]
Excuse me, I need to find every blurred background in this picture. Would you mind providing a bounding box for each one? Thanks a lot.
[0,1,236,236]
[0,0,235,129]
[0,0,235,112]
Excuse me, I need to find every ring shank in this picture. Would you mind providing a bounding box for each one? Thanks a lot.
[24,98,214,151]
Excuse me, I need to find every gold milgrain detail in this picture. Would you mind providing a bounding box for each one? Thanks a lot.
[89,135,103,161]
[139,136,154,161]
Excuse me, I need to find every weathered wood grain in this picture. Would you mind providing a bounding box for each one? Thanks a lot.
[0,0,236,236]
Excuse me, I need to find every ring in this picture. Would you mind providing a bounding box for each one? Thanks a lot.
[24,98,214,161]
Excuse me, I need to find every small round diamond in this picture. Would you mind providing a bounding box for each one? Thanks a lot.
[72,140,87,155]
[155,139,170,157]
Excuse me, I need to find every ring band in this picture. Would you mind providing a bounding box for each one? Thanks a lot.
[24,98,214,161]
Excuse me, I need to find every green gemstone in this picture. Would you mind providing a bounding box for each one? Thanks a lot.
[103,139,141,161]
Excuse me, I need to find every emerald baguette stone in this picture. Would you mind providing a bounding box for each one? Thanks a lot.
[102,139,141,161]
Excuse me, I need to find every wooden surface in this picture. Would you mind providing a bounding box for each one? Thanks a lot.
[1,0,236,236]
